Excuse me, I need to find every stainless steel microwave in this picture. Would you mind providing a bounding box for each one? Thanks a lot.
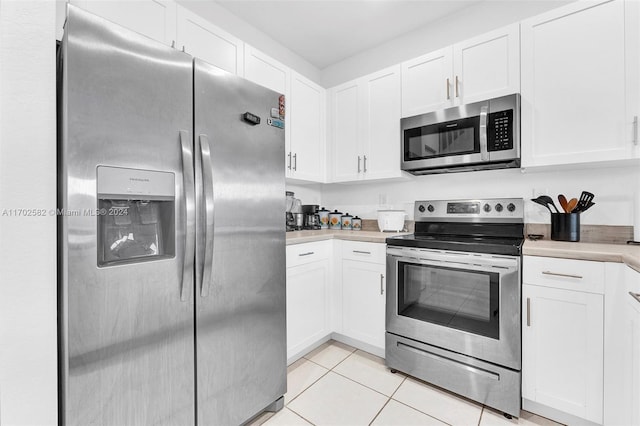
[401,94,520,175]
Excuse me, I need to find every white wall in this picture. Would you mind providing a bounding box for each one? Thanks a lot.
[322,0,572,87]
[0,1,58,425]
[176,0,322,85]
[321,164,640,226]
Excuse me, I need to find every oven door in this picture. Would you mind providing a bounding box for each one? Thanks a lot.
[386,247,521,370]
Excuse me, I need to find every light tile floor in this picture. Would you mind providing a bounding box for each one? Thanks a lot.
[250,340,563,426]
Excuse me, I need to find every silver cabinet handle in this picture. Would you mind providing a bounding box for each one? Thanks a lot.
[363,155,367,173]
[542,270,583,279]
[293,153,297,171]
[380,274,385,295]
[630,292,640,304]
[633,116,638,145]
[479,105,488,161]
[287,152,292,170]
[179,130,195,302]
[298,252,314,257]
[353,250,371,255]
[446,78,450,100]
[455,75,459,98]
[526,297,531,326]
[357,156,361,173]
[200,135,215,298]
[171,40,176,48]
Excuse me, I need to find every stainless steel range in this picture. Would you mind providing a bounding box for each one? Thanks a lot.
[385,198,524,418]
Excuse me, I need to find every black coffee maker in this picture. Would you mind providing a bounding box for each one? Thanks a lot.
[301,205,321,230]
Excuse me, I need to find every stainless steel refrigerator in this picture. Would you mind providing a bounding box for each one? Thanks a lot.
[58,5,286,425]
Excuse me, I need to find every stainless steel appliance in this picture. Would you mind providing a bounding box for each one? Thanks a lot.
[58,6,285,425]
[401,94,520,175]
[385,198,524,418]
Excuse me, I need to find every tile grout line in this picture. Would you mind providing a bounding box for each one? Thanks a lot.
[284,406,317,426]
[367,396,392,426]
[330,368,402,400]
[388,377,456,426]
[285,362,332,407]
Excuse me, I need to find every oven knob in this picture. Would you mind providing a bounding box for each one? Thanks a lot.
[418,204,425,213]
[507,203,516,212]
[427,204,435,213]
[495,203,503,212]
[483,203,491,212]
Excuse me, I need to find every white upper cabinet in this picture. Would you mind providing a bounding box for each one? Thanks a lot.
[330,65,402,183]
[244,45,290,95]
[362,66,402,180]
[70,0,177,46]
[521,0,638,167]
[288,72,326,182]
[330,81,362,182]
[401,24,519,117]
[176,6,243,75]
[401,49,452,117]
[452,23,520,105]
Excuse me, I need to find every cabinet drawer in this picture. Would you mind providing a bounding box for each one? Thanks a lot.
[341,241,385,263]
[523,256,604,295]
[286,240,331,268]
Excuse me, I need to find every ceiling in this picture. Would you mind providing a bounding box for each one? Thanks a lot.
[214,0,484,69]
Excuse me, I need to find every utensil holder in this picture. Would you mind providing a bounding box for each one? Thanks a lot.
[551,213,580,242]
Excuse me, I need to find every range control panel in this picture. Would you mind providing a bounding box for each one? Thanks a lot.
[415,198,524,223]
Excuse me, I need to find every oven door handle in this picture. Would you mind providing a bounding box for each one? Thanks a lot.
[388,253,518,272]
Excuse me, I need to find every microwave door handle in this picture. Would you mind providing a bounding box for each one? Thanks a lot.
[479,105,489,161]
[199,134,215,298]
[179,130,195,302]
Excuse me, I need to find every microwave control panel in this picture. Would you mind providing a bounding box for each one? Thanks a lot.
[487,109,513,151]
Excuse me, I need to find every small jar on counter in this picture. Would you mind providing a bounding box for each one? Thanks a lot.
[341,213,353,230]
[351,216,362,231]
[329,210,342,229]
[318,207,330,229]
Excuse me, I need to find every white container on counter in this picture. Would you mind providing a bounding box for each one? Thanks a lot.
[377,210,407,232]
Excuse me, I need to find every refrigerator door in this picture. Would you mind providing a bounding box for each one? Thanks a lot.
[194,59,286,425]
[60,6,195,425]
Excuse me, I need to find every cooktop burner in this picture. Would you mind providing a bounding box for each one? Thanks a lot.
[386,198,525,256]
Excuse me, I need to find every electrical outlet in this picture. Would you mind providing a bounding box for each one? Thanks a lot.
[379,194,387,205]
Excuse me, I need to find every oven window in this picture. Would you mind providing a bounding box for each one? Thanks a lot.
[404,116,480,161]
[397,261,499,339]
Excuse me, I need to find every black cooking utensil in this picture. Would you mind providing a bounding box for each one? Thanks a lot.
[571,191,595,213]
[531,195,560,213]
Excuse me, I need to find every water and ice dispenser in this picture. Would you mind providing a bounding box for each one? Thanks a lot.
[97,166,175,266]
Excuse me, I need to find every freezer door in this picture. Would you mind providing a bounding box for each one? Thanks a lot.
[60,6,195,425]
[194,59,286,425]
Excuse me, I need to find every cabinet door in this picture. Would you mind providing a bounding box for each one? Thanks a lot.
[342,259,385,350]
[630,295,640,426]
[521,0,632,167]
[452,23,519,105]
[330,81,362,182]
[362,65,402,180]
[625,266,640,426]
[401,48,452,117]
[243,45,290,95]
[289,72,325,182]
[71,0,176,46]
[522,284,603,423]
[286,259,330,361]
[176,6,243,75]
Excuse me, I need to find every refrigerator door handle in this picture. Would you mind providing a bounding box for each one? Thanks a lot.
[180,130,195,302]
[199,134,215,297]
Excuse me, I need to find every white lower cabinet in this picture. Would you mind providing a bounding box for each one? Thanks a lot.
[341,258,385,352]
[522,256,604,424]
[625,265,640,425]
[286,242,331,363]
